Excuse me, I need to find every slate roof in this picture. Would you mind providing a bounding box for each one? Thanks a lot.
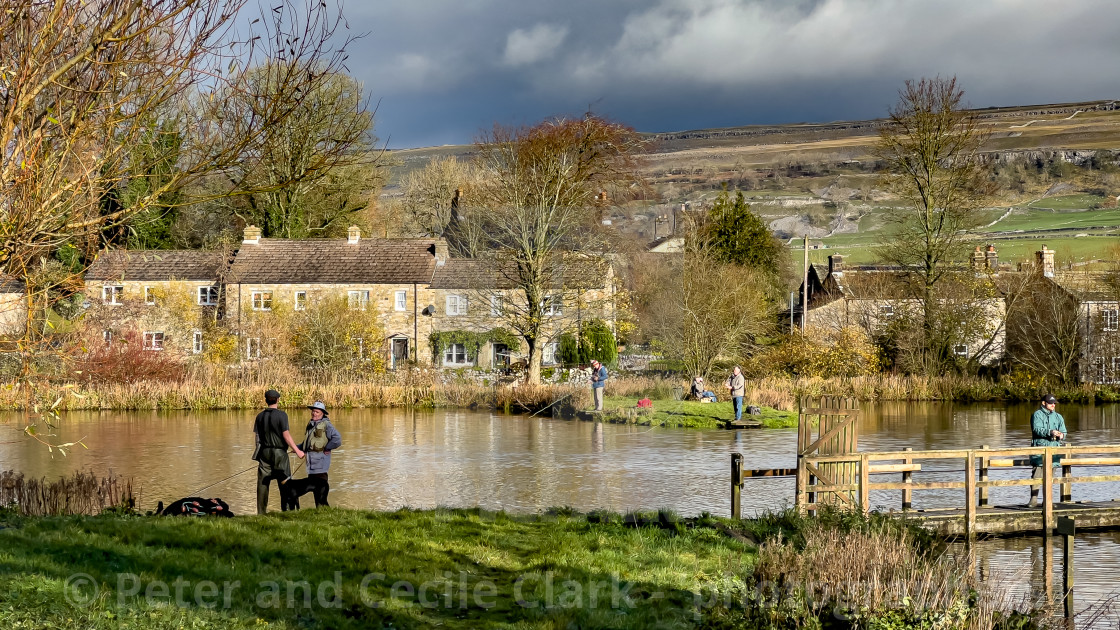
[430,259,516,290]
[226,239,437,284]
[429,256,610,290]
[85,250,226,282]
[1049,272,1120,302]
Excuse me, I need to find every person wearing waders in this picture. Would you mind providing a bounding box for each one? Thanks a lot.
[253,389,304,514]
[302,401,341,507]
[1026,393,1067,508]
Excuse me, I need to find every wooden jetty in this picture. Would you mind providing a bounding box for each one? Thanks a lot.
[734,443,1120,538]
[730,396,1120,537]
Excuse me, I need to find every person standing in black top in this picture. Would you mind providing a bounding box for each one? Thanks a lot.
[253,389,304,514]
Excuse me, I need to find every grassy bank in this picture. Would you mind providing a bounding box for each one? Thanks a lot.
[0,507,1036,630]
[598,396,796,429]
[2,372,1118,414]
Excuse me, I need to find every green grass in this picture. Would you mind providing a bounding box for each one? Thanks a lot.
[1027,193,1108,211]
[0,508,754,629]
[990,207,1120,231]
[599,397,796,429]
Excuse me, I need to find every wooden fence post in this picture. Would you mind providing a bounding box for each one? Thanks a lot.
[979,445,990,507]
[902,447,913,510]
[1043,447,1054,535]
[859,453,870,514]
[1061,444,1072,503]
[1058,515,1075,623]
[731,453,742,520]
[965,451,976,541]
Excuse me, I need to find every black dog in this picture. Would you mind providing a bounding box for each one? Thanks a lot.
[157,497,234,517]
[278,476,323,511]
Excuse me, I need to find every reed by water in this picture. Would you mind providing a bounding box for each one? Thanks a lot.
[0,372,1116,412]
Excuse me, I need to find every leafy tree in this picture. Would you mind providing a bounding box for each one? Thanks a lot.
[225,67,383,238]
[704,189,784,278]
[101,120,184,249]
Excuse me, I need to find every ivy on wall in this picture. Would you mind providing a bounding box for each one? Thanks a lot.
[429,328,522,360]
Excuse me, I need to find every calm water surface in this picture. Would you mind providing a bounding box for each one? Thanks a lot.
[3,401,1120,623]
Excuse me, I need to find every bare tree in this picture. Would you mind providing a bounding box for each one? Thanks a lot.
[1006,275,1081,383]
[471,114,645,384]
[0,0,360,437]
[2,0,360,275]
[399,156,479,238]
[875,76,994,373]
[645,222,774,379]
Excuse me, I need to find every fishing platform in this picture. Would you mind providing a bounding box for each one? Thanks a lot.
[731,397,1120,538]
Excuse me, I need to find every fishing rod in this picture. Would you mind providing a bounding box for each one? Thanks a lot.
[529,392,574,418]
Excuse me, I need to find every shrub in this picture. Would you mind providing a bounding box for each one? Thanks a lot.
[71,329,185,384]
[765,326,880,378]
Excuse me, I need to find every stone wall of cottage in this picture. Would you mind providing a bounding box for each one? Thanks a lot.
[1079,300,1120,383]
[83,280,220,357]
[0,292,26,336]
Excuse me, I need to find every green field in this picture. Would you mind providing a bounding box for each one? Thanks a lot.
[1027,193,1110,211]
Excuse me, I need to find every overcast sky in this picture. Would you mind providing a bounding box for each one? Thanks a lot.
[337,0,1120,149]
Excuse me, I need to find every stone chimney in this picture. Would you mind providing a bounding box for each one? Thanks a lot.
[1036,245,1055,278]
[828,254,844,277]
[970,246,985,271]
[985,244,998,271]
[597,191,608,204]
[451,188,462,215]
[347,225,361,245]
[243,225,261,245]
[433,238,449,267]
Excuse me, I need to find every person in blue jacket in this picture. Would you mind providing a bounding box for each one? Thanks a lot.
[590,360,608,411]
[302,401,342,507]
[1026,393,1067,508]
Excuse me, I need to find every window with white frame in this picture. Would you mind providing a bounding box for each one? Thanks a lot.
[251,291,273,311]
[542,341,559,366]
[542,295,562,316]
[246,337,262,359]
[142,331,164,351]
[102,285,123,305]
[394,290,407,312]
[1104,308,1119,332]
[879,304,894,318]
[193,331,204,354]
[443,343,470,366]
[103,330,112,345]
[198,286,219,306]
[294,291,307,311]
[953,344,969,357]
[490,295,503,316]
[1112,357,1120,379]
[446,294,467,316]
[144,286,156,305]
[348,290,370,310]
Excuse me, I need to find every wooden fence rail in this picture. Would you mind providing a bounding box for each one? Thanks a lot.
[732,443,1120,538]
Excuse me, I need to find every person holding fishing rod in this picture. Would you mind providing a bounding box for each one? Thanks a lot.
[1026,393,1067,508]
[253,389,304,514]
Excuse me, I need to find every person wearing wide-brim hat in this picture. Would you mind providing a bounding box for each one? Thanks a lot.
[302,401,342,507]
[1026,393,1067,508]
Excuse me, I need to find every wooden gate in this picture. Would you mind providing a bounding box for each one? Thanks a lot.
[796,396,859,512]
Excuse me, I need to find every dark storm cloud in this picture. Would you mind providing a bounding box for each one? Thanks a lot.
[336,0,1120,148]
